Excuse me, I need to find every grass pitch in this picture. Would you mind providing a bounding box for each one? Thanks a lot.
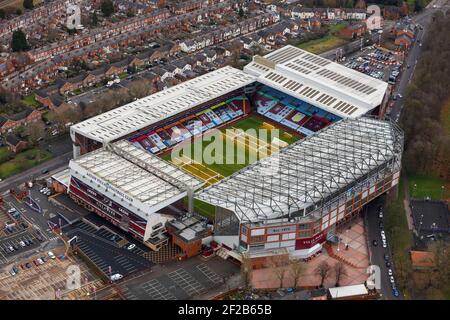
[163,115,299,178]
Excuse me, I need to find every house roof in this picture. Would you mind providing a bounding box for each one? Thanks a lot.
[0,116,8,127]
[5,134,23,147]
[9,106,34,121]
[49,94,65,107]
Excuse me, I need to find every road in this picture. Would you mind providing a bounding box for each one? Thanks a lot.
[0,151,72,193]
[365,196,403,300]
[388,6,444,121]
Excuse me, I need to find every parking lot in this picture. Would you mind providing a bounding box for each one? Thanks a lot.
[120,256,239,300]
[340,46,403,83]
[64,220,153,278]
[0,250,100,300]
[0,200,48,265]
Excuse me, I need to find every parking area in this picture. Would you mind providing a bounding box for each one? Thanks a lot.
[340,46,403,83]
[119,256,239,300]
[64,220,153,278]
[0,250,100,300]
[0,229,44,258]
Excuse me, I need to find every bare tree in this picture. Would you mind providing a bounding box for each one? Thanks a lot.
[128,79,152,99]
[25,120,46,146]
[333,262,347,287]
[430,240,450,290]
[315,261,331,288]
[240,254,253,292]
[289,259,305,289]
[52,104,82,132]
[268,256,287,289]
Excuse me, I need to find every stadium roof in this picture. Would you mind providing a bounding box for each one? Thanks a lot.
[70,140,203,216]
[71,66,256,143]
[195,117,403,223]
[244,45,388,118]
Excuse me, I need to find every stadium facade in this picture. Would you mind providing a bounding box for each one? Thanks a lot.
[66,45,401,258]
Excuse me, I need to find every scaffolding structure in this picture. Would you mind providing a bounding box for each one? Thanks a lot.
[195,116,403,223]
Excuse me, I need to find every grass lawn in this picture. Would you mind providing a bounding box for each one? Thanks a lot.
[298,23,348,54]
[22,93,40,108]
[384,178,414,297]
[408,174,449,200]
[0,147,13,164]
[0,148,52,179]
[182,198,216,221]
[118,72,129,79]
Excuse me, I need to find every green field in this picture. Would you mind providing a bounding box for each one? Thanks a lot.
[21,93,40,108]
[0,148,52,179]
[162,115,300,221]
[163,115,300,178]
[408,174,449,200]
[0,147,13,164]
[298,23,348,54]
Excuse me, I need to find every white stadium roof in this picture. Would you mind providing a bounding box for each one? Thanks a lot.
[195,117,403,223]
[244,45,388,118]
[70,141,203,216]
[71,66,256,143]
[71,46,388,145]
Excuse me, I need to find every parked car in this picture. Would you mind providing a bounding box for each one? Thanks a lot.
[372,240,378,246]
[392,288,400,297]
[127,244,136,250]
[111,274,123,281]
[388,269,393,276]
[47,251,56,259]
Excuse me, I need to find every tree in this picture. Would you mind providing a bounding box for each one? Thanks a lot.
[268,256,287,289]
[128,79,152,99]
[0,9,5,19]
[11,29,30,52]
[15,8,22,15]
[315,261,331,288]
[333,262,347,287]
[238,7,244,18]
[91,12,98,26]
[101,0,115,17]
[240,254,253,291]
[414,0,423,12]
[25,121,46,146]
[430,241,450,290]
[23,0,34,10]
[289,259,305,289]
[51,104,82,133]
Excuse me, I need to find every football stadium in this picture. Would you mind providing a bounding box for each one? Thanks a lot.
[65,45,403,259]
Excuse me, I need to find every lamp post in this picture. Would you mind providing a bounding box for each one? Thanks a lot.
[441,186,445,200]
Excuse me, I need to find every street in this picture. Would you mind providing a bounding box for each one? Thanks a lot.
[365,196,402,299]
